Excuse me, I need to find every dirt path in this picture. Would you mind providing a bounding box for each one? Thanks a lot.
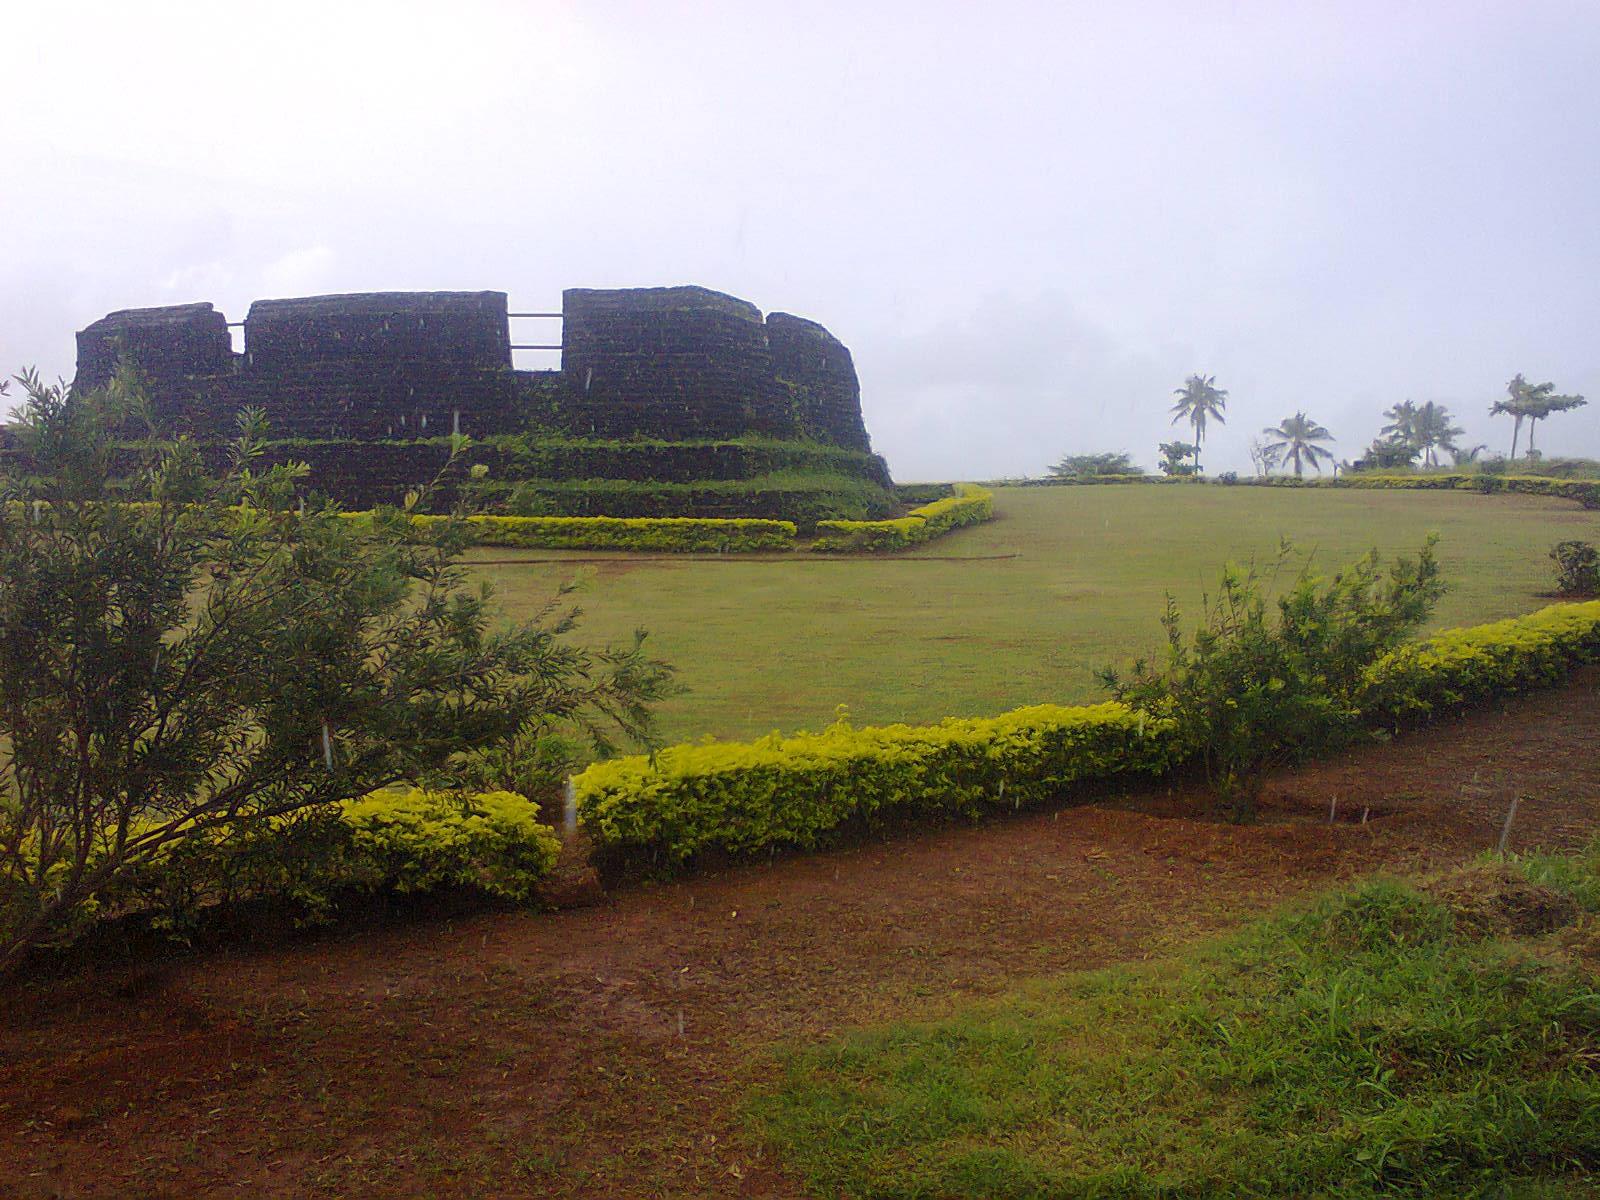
[4,670,1599,1199]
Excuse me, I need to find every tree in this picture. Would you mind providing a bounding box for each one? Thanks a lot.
[1261,412,1335,478]
[1380,400,1421,451]
[1247,438,1280,478]
[1158,441,1198,477]
[1169,375,1228,474]
[0,367,672,973]
[1100,540,1443,821]
[1492,375,1585,461]
[1410,402,1463,467]
[1449,442,1489,467]
[1523,388,1587,459]
[1048,451,1142,478]
[1380,400,1462,467]
[1358,436,1418,470]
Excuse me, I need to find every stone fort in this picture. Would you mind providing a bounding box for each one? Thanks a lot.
[75,286,876,453]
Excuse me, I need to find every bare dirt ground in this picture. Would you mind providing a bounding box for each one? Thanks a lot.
[3,669,1598,1199]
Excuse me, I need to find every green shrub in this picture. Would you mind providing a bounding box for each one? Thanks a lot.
[1359,599,1600,726]
[986,471,1600,508]
[1551,540,1600,596]
[1100,541,1444,820]
[575,702,1175,866]
[575,598,1600,870]
[501,470,897,528]
[340,511,798,552]
[811,483,994,552]
[107,789,560,929]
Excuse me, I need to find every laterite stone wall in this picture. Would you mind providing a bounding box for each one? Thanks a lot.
[65,283,888,506]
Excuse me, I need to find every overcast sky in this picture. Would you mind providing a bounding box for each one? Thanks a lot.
[3,1,1597,478]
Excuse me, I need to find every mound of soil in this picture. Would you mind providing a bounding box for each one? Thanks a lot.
[1422,862,1581,937]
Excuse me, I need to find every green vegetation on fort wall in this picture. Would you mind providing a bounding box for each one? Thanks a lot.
[184,432,894,485]
[499,469,898,528]
[574,601,1600,867]
[402,513,799,553]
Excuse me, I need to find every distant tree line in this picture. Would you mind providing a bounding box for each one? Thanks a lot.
[1049,372,1588,480]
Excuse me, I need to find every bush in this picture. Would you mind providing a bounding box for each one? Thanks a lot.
[1551,540,1600,596]
[811,483,994,552]
[1359,600,1600,726]
[500,470,897,528]
[107,789,560,930]
[1100,541,1444,820]
[0,370,649,974]
[452,513,796,552]
[1048,451,1143,478]
[573,597,1600,872]
[576,703,1175,867]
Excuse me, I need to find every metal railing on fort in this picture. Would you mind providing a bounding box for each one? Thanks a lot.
[508,310,563,353]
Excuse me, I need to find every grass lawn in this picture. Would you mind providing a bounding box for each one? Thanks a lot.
[466,485,1600,744]
[748,848,1600,1198]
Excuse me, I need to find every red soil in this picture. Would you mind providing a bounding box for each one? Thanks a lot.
[3,669,1598,1199]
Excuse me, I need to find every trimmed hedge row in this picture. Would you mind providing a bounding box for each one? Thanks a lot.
[811,483,995,552]
[574,601,1600,866]
[443,513,797,553]
[1360,600,1600,725]
[338,484,994,553]
[108,789,561,926]
[576,702,1175,866]
[989,471,1600,508]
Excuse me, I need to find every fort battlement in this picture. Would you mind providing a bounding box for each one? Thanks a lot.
[74,285,875,453]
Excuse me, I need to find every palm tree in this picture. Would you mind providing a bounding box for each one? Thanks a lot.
[1169,375,1228,473]
[1261,412,1335,478]
[1380,400,1421,450]
[1410,401,1464,467]
[1491,375,1533,460]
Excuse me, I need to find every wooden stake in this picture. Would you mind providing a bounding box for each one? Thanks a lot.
[1498,794,1520,855]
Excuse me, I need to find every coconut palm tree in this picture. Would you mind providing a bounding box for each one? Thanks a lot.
[1261,412,1336,478]
[1383,400,1463,467]
[1169,375,1228,473]
[1491,375,1533,460]
[1412,401,1464,467]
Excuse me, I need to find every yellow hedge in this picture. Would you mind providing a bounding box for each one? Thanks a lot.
[576,702,1174,865]
[811,483,995,551]
[575,602,1600,866]
[1360,601,1600,724]
[107,788,562,924]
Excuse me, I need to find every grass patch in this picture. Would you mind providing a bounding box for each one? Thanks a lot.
[749,847,1600,1197]
[468,484,1600,742]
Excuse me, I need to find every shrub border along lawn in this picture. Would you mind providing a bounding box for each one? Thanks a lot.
[337,484,996,553]
[810,483,996,552]
[995,471,1600,508]
[574,600,1600,867]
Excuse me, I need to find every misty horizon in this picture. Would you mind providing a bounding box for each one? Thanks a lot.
[4,1,1597,479]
